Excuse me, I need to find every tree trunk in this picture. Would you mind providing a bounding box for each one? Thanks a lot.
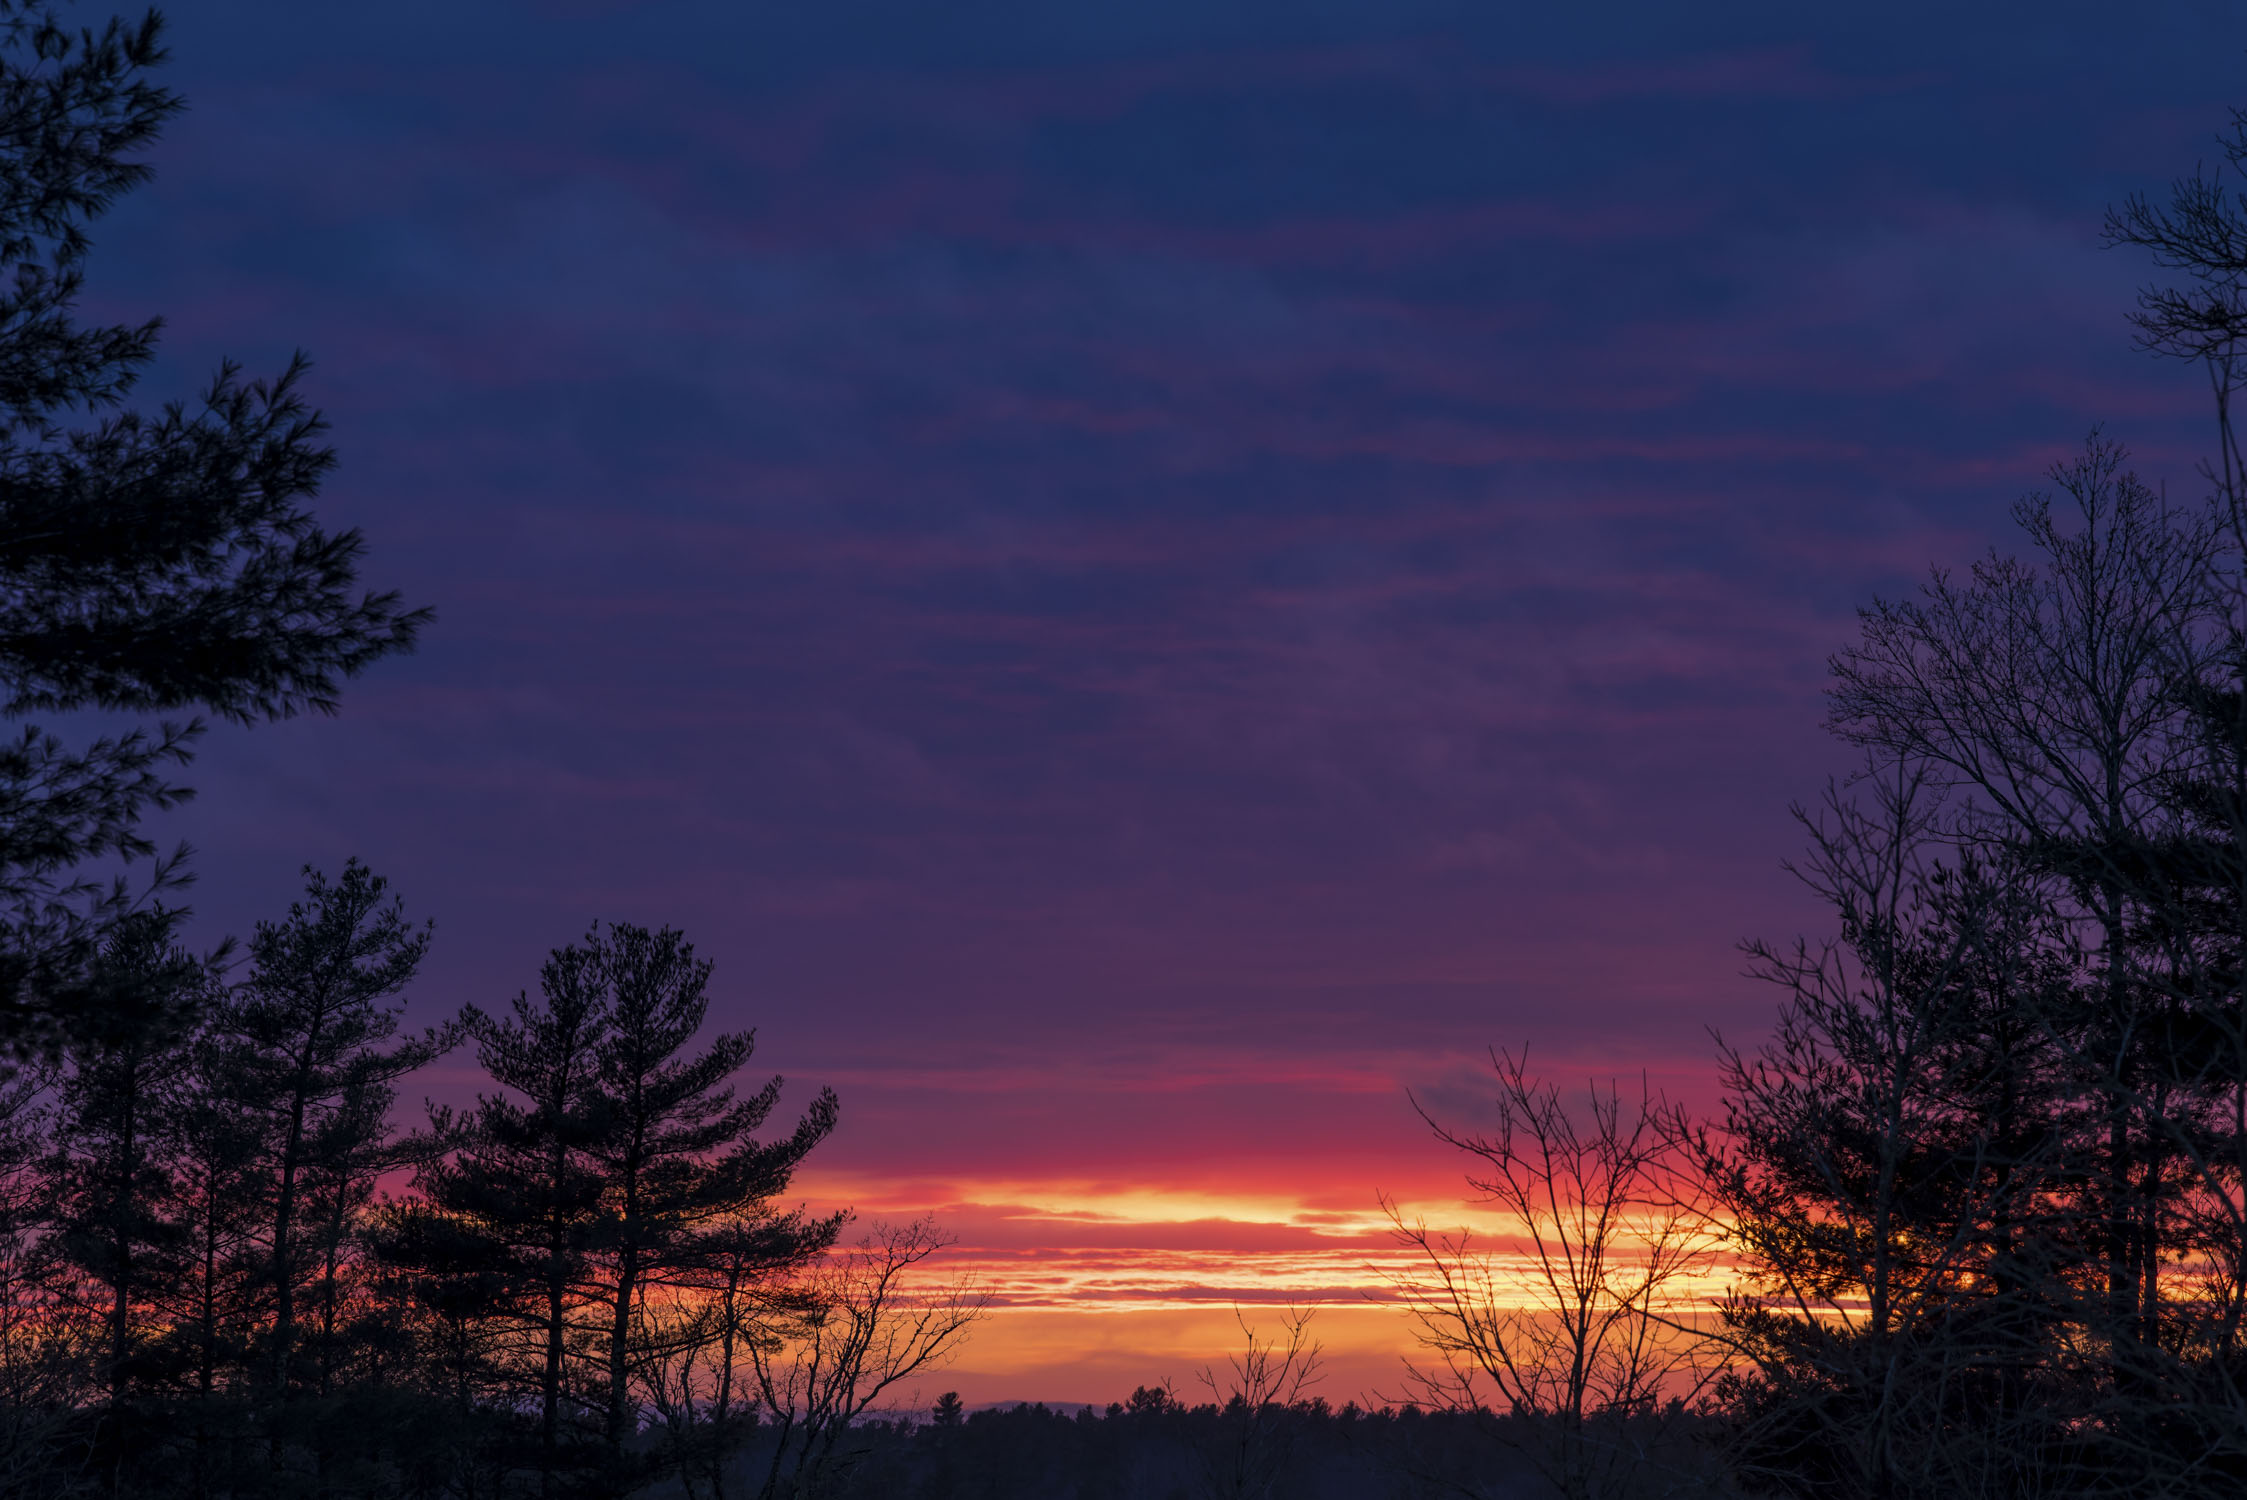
[270,1077,310,1393]
[107,1072,138,1498]
[606,1244,637,1453]
[542,1216,565,1499]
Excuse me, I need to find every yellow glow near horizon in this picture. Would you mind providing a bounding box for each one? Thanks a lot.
[777,1167,1746,1406]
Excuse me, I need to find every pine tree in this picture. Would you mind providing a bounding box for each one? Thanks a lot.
[0,6,427,1052]
[1708,770,2087,1497]
[410,942,616,1497]
[362,1193,520,1493]
[579,922,838,1459]
[2157,667,2247,1353]
[153,1014,267,1497]
[0,1058,75,1496]
[42,909,204,1492]
[388,925,845,1496]
[229,859,447,1406]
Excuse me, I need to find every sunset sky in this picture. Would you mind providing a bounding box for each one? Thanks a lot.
[101,0,2247,1402]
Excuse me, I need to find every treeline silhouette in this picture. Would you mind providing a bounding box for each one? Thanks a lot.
[18,3,2247,1499]
[0,872,850,1499]
[730,1390,1702,1500]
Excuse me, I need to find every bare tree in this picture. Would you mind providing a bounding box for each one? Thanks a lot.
[633,1206,843,1500]
[1828,437,2222,1339]
[1383,1050,1722,1500]
[2106,111,2247,536]
[1192,1305,1322,1500]
[632,1284,734,1500]
[745,1218,986,1500]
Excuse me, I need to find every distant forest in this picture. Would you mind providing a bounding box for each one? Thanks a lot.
[10,4,2247,1499]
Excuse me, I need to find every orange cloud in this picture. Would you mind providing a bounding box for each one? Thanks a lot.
[786,1167,1737,1409]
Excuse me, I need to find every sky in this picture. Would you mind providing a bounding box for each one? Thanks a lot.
[75,0,2247,1402]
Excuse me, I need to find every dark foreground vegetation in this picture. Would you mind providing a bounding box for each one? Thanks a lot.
[688,1395,1715,1500]
[11,2,2247,1498]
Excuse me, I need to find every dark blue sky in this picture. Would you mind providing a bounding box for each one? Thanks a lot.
[87,2,2247,1240]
